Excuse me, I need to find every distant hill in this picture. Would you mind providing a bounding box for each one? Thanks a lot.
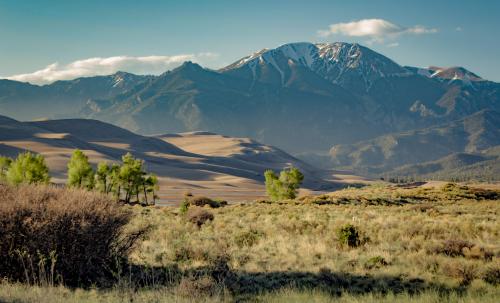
[384,152,500,181]
[329,110,500,178]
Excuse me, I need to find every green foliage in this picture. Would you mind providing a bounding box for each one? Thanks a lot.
[337,224,360,248]
[94,153,158,205]
[6,152,50,185]
[67,149,94,189]
[0,156,12,180]
[264,166,304,201]
[179,199,190,215]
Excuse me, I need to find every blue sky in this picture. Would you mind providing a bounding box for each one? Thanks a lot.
[1,0,499,83]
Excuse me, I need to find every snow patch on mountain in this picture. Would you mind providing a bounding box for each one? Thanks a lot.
[223,42,412,91]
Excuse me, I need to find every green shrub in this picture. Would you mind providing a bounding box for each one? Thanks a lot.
[264,166,304,201]
[179,199,190,215]
[337,224,360,248]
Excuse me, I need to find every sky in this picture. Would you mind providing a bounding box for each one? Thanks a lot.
[1,0,499,84]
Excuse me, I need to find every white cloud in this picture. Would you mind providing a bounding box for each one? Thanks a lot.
[386,42,400,48]
[3,53,218,85]
[318,19,437,43]
[455,26,463,32]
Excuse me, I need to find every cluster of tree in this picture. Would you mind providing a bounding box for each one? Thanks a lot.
[0,152,50,185]
[264,166,304,200]
[66,150,159,205]
[0,150,158,205]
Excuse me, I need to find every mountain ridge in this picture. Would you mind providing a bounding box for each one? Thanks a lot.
[0,41,499,177]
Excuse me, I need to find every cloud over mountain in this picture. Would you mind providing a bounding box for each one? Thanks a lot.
[318,19,437,43]
[3,53,218,85]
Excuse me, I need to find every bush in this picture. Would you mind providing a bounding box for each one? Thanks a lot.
[0,184,147,287]
[337,224,360,248]
[435,239,474,257]
[187,196,226,208]
[179,199,190,215]
[234,229,263,248]
[364,256,388,269]
[482,266,500,285]
[177,275,220,297]
[186,207,214,227]
[442,261,478,286]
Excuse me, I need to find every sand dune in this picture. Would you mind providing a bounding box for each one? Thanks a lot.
[0,115,371,204]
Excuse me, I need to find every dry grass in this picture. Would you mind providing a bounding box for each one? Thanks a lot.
[128,183,499,300]
[0,182,498,301]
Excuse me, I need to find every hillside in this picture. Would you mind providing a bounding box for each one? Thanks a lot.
[329,110,500,177]
[0,114,367,203]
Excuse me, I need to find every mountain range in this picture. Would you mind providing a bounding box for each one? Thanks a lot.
[0,42,499,179]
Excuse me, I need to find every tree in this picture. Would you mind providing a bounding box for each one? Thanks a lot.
[264,166,304,201]
[95,153,159,205]
[143,174,159,205]
[0,156,12,180]
[118,153,146,203]
[6,152,50,185]
[95,162,119,194]
[67,149,94,189]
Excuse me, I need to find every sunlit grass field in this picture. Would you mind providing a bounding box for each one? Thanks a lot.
[1,183,499,302]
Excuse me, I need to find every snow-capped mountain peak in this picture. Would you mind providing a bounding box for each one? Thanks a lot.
[221,42,411,91]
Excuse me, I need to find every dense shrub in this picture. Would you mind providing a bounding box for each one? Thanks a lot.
[482,265,500,285]
[186,207,214,227]
[0,184,147,287]
[337,224,361,248]
[187,196,226,208]
[435,239,474,257]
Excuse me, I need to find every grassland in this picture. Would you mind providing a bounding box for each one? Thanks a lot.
[0,183,499,302]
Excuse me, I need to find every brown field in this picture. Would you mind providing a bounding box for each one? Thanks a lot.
[0,182,498,302]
